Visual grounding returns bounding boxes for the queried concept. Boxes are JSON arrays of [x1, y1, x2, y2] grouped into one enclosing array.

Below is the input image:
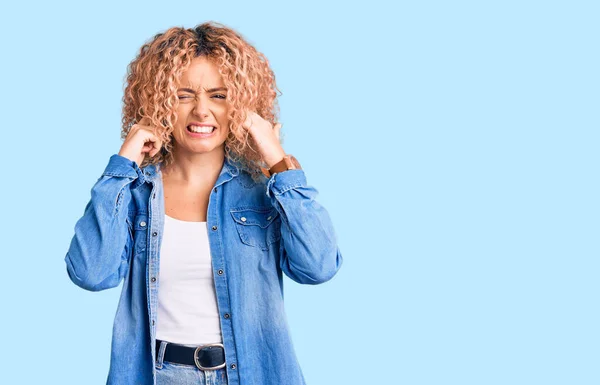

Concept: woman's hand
[[243, 110, 286, 167], [118, 117, 163, 166]]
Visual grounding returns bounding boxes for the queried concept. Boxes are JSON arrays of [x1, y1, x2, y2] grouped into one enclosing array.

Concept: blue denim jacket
[[64, 154, 343, 385]]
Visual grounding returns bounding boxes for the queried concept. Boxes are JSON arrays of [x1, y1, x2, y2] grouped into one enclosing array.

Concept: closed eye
[[177, 95, 226, 100]]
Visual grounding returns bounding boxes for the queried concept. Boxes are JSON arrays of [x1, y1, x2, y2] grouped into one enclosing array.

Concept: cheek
[[174, 108, 191, 128], [217, 113, 230, 129], [219, 121, 231, 136]]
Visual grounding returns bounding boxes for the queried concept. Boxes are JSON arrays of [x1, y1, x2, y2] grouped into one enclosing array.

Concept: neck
[[162, 146, 225, 189]]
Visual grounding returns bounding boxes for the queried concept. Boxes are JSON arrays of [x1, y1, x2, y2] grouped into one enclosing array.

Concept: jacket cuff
[[265, 169, 307, 197], [101, 154, 146, 186]]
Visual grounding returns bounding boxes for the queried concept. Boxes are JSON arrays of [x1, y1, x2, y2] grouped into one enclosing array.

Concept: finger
[[274, 123, 282, 140], [244, 111, 254, 130], [142, 133, 161, 157], [140, 130, 156, 149], [141, 141, 154, 152], [150, 138, 162, 157], [131, 117, 152, 135], [138, 116, 151, 126]]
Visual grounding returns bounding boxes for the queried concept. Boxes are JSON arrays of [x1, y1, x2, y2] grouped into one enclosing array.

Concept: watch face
[[284, 156, 295, 170], [288, 155, 300, 169]]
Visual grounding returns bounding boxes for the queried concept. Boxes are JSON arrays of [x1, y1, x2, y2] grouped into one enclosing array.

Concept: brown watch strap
[[261, 155, 301, 177]]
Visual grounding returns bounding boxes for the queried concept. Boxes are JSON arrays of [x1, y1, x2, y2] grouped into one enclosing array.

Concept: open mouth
[[187, 125, 216, 134]]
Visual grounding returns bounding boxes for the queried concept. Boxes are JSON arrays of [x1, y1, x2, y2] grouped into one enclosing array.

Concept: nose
[[192, 94, 210, 117]]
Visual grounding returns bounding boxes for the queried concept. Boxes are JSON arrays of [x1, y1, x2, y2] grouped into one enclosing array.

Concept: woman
[[64, 21, 343, 385]]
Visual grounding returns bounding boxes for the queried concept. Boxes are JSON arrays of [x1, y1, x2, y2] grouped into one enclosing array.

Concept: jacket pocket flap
[[230, 207, 278, 228]]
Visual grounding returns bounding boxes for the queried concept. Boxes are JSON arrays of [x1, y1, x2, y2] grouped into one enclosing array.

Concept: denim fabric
[[155, 341, 228, 385], [64, 154, 343, 385]]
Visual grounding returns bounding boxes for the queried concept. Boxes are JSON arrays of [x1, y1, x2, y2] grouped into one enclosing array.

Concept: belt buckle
[[194, 343, 226, 370]]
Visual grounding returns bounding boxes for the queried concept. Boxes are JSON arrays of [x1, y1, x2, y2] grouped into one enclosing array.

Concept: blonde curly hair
[[120, 21, 282, 182]]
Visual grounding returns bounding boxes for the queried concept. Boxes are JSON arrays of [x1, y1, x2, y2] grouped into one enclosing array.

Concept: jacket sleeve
[[64, 154, 145, 292], [266, 169, 343, 285]]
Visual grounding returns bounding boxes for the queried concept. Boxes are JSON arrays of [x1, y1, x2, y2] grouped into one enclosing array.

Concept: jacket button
[[212, 226, 218, 231], [152, 231, 158, 236], [240, 217, 246, 222], [151, 277, 156, 283], [230, 363, 237, 370], [224, 313, 230, 319], [152, 320, 155, 325], [267, 216, 272, 220], [140, 221, 146, 227], [218, 269, 224, 275], [153, 193, 156, 199]]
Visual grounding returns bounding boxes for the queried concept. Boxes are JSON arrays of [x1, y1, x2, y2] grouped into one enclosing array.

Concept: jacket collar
[[141, 156, 241, 187]]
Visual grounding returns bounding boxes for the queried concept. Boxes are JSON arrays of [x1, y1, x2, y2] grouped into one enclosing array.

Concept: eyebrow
[[177, 86, 228, 93]]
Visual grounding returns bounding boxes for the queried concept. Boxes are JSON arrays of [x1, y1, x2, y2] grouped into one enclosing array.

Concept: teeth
[[188, 125, 215, 133]]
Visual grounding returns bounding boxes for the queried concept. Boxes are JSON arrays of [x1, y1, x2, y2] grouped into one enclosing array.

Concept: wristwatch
[[261, 154, 301, 178]]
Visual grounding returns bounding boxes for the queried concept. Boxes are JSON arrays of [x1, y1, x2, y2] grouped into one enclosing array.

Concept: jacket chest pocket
[[230, 207, 281, 250], [132, 213, 149, 255]]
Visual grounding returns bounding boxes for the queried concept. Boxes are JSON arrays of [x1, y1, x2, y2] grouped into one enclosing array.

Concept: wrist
[[264, 149, 287, 169], [261, 154, 302, 178]]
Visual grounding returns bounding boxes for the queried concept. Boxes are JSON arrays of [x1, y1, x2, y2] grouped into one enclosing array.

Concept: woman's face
[[171, 56, 230, 156]]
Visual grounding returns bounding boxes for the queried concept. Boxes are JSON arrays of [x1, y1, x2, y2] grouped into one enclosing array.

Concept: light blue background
[[1, 1, 598, 384]]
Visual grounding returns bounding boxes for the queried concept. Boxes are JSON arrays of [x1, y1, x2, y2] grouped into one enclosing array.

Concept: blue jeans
[[155, 340, 229, 385]]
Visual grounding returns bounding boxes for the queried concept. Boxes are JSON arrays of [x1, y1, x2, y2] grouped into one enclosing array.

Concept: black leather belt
[[156, 339, 226, 370]]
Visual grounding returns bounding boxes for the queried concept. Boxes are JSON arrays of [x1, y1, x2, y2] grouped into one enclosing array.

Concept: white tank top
[[156, 214, 223, 346]]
